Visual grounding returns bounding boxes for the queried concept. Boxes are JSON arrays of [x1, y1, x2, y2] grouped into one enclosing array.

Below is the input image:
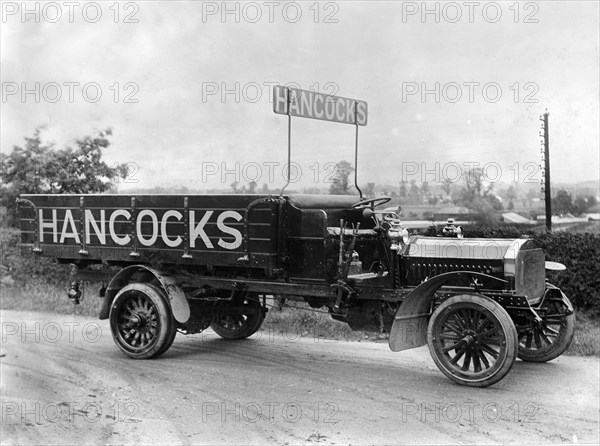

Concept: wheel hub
[[460, 330, 477, 348], [129, 313, 148, 330]]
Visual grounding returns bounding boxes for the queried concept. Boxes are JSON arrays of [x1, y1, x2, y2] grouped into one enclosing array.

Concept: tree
[[460, 167, 492, 203], [459, 167, 503, 216], [408, 179, 421, 204], [552, 189, 573, 215], [364, 182, 375, 198], [399, 182, 407, 198], [506, 185, 517, 203], [1, 128, 126, 226], [441, 178, 453, 197], [329, 160, 354, 195], [573, 195, 598, 215]]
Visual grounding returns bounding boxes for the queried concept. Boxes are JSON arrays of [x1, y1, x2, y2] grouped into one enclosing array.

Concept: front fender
[[389, 271, 508, 352], [99, 265, 190, 323], [541, 282, 574, 314]]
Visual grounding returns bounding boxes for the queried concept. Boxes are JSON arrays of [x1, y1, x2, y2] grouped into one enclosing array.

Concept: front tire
[[427, 294, 518, 387], [109, 283, 177, 359], [518, 295, 575, 362]]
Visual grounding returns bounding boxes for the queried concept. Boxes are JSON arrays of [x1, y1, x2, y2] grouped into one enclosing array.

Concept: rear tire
[[210, 296, 265, 340], [427, 294, 518, 388], [109, 283, 177, 359]]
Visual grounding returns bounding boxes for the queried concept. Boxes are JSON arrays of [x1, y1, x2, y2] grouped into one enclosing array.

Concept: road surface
[[1, 310, 598, 445]]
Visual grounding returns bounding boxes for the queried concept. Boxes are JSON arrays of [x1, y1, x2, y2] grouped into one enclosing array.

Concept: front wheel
[[518, 295, 575, 362], [109, 283, 177, 359], [210, 296, 265, 340], [427, 294, 518, 387]]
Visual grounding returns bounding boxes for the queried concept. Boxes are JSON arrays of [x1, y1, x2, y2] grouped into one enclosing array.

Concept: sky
[[1, 0, 599, 193]]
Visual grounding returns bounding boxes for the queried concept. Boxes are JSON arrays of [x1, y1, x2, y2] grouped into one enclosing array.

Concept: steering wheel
[[352, 196, 391, 208]]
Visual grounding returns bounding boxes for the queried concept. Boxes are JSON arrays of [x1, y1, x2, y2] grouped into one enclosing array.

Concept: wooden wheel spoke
[[478, 327, 500, 339], [539, 331, 553, 345], [439, 333, 461, 341], [444, 321, 463, 335], [479, 343, 499, 359], [475, 316, 492, 333], [477, 348, 491, 368], [442, 342, 461, 353], [472, 351, 483, 373], [449, 346, 466, 364], [450, 314, 467, 331], [461, 309, 472, 329], [461, 351, 472, 371]]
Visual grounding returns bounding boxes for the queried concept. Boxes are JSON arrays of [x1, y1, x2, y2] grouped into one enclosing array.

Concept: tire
[[518, 295, 575, 362], [210, 296, 265, 340], [427, 294, 518, 388], [109, 283, 177, 359]]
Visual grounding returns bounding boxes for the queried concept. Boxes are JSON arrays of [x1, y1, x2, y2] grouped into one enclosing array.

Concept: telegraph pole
[[540, 111, 552, 231]]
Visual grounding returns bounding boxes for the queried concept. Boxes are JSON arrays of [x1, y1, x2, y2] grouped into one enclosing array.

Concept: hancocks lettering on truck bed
[[36, 208, 243, 250]]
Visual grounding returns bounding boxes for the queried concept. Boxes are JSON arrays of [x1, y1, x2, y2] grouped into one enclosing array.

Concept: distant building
[[502, 212, 534, 224]]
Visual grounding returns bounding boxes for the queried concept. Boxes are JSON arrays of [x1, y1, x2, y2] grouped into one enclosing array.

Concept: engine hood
[[402, 236, 540, 261]]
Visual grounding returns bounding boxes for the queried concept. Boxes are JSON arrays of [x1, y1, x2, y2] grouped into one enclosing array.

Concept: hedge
[[465, 226, 600, 317]]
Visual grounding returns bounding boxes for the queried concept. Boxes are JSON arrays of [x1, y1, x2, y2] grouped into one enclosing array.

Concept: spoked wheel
[[427, 294, 518, 387], [518, 295, 575, 362], [109, 283, 177, 359], [210, 295, 265, 340]]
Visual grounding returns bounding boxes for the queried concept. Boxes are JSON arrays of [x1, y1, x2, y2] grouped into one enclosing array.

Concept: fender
[[542, 282, 574, 314], [389, 271, 508, 352], [98, 265, 190, 323]]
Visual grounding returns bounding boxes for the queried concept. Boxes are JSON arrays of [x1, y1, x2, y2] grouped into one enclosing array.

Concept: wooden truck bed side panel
[[19, 194, 277, 268]]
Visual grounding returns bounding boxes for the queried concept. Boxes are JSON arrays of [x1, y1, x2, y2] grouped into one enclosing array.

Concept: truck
[[16, 86, 575, 387]]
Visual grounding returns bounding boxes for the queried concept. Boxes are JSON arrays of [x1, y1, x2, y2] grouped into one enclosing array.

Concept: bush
[[464, 226, 600, 318], [1, 227, 72, 287]]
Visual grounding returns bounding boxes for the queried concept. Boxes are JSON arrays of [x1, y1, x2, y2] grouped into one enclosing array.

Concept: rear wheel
[[427, 294, 518, 387], [518, 295, 575, 362], [109, 283, 177, 359], [210, 295, 265, 340]]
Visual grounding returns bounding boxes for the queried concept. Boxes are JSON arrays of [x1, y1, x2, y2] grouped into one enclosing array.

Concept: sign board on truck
[[273, 85, 368, 126]]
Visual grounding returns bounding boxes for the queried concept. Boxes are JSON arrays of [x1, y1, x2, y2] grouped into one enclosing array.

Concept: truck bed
[[18, 193, 362, 279], [18, 194, 278, 268]]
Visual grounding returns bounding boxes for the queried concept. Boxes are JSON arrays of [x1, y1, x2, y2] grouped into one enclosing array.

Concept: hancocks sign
[[273, 85, 368, 126]]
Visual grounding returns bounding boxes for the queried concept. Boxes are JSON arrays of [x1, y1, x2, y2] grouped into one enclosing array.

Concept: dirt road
[[1, 310, 598, 445]]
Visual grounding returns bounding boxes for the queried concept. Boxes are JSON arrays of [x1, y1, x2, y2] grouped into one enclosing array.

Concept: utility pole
[[540, 111, 552, 231]]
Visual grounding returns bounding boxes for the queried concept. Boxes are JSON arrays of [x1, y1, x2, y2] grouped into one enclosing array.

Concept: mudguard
[[542, 282, 574, 314], [98, 265, 190, 323], [389, 271, 507, 352]]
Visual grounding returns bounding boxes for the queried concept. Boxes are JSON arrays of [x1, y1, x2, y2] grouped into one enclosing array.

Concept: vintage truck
[[17, 192, 575, 387], [16, 86, 575, 387]]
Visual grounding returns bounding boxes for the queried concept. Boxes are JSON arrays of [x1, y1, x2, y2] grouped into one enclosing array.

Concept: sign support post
[[273, 86, 368, 197], [354, 101, 363, 200], [281, 87, 293, 195]]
